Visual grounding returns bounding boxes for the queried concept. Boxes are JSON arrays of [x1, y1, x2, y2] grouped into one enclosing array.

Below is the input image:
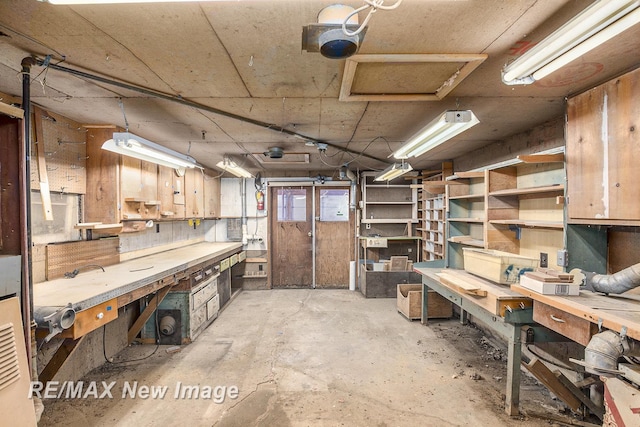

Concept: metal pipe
[[585, 262, 640, 294], [584, 330, 640, 376], [20, 56, 36, 374], [241, 178, 248, 245], [33, 58, 387, 164]]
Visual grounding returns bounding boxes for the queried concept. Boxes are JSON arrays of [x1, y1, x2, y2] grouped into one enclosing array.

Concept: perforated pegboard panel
[[30, 109, 87, 194], [46, 238, 120, 280]]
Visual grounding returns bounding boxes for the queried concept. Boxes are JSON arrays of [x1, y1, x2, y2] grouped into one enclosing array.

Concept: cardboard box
[[397, 284, 453, 320], [519, 274, 580, 296], [463, 248, 538, 284]]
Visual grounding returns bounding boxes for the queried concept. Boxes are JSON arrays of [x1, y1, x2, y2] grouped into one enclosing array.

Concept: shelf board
[[241, 274, 268, 279], [488, 184, 564, 197], [361, 219, 419, 224], [448, 193, 485, 200], [365, 184, 411, 188], [447, 172, 484, 180], [245, 257, 267, 263], [517, 153, 564, 163], [489, 219, 563, 229], [447, 217, 484, 223], [366, 201, 415, 205], [447, 236, 485, 247]]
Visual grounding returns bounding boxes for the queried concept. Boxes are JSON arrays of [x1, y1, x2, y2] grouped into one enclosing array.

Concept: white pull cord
[[342, 0, 403, 37]]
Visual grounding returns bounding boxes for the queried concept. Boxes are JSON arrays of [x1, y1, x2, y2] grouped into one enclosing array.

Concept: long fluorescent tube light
[[102, 132, 198, 170], [502, 0, 640, 85], [393, 110, 479, 160], [374, 162, 413, 182], [216, 156, 254, 178], [42, 0, 231, 4]]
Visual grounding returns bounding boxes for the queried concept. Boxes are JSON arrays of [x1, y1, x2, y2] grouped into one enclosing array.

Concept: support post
[[505, 323, 522, 416]]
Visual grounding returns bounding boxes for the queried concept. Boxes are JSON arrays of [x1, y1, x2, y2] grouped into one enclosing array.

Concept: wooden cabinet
[[203, 171, 221, 219], [185, 167, 204, 218], [157, 165, 185, 220], [567, 67, 640, 224], [120, 156, 159, 220]]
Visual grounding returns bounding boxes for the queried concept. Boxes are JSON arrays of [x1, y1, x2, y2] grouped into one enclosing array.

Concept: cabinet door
[[203, 171, 221, 219], [85, 128, 120, 224], [157, 165, 186, 219], [567, 68, 640, 221], [120, 157, 159, 220], [185, 168, 204, 218]]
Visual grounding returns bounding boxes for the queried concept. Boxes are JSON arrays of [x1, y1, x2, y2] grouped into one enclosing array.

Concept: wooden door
[[203, 171, 221, 219], [270, 187, 313, 288], [157, 165, 185, 219], [185, 167, 204, 218], [315, 186, 353, 288]]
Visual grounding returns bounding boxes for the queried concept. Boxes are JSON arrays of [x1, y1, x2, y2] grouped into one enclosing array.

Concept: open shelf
[[448, 193, 485, 200], [448, 217, 484, 223], [489, 184, 564, 197], [447, 237, 485, 247], [489, 219, 563, 229]]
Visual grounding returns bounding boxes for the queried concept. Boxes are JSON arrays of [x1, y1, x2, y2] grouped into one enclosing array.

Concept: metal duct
[[584, 330, 640, 376], [584, 262, 640, 294], [33, 304, 76, 343]]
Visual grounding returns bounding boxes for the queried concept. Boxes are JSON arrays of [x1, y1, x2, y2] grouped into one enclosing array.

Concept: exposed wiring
[[64, 264, 105, 279], [118, 98, 129, 132], [342, 0, 403, 37], [103, 292, 160, 364], [318, 150, 345, 168]]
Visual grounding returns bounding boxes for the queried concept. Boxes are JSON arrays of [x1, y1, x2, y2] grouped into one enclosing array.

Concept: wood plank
[[33, 106, 53, 221], [46, 238, 120, 280], [117, 275, 175, 308], [127, 285, 171, 343], [555, 371, 603, 419], [449, 171, 484, 179], [39, 336, 87, 383], [60, 298, 118, 339], [438, 273, 487, 297], [517, 153, 565, 163], [85, 127, 120, 224], [523, 358, 581, 412]]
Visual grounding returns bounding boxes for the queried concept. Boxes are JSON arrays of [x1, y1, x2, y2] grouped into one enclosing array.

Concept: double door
[[269, 184, 354, 288]]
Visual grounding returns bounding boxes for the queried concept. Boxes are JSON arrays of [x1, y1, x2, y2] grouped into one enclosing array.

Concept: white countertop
[[34, 241, 242, 310]]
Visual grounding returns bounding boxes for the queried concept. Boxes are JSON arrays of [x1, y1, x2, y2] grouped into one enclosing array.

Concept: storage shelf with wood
[[418, 164, 451, 261], [360, 171, 418, 237], [486, 159, 565, 259], [446, 171, 486, 268]]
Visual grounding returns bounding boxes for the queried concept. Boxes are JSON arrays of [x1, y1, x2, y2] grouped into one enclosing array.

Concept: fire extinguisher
[[256, 189, 264, 211]]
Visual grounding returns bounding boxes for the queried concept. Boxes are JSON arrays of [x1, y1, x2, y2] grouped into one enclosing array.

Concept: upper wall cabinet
[[85, 128, 219, 223], [567, 67, 640, 224], [203, 171, 221, 219], [185, 167, 204, 219]]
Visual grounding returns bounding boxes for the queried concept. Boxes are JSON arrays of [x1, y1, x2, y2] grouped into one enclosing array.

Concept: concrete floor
[[39, 290, 561, 426]]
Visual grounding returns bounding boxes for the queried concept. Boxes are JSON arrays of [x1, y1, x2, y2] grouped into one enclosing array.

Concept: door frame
[[268, 180, 355, 288]]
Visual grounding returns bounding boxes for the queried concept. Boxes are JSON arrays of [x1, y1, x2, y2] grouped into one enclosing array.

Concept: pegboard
[[46, 238, 120, 280], [30, 108, 87, 195]]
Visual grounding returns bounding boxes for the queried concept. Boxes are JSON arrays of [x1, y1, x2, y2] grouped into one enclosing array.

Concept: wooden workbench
[[414, 263, 534, 417], [34, 241, 242, 311], [511, 284, 640, 342]]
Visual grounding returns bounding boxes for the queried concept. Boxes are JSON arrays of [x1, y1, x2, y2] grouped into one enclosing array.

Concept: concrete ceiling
[[0, 0, 638, 177]]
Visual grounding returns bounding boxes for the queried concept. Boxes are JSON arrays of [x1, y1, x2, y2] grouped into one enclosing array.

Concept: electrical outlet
[[539, 252, 548, 268], [557, 249, 569, 267], [365, 223, 371, 230]]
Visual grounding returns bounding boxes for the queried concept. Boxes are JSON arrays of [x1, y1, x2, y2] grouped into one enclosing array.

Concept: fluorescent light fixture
[[393, 110, 479, 160], [216, 156, 254, 178], [374, 162, 413, 182], [502, 0, 640, 85], [102, 132, 198, 170], [42, 0, 230, 4]]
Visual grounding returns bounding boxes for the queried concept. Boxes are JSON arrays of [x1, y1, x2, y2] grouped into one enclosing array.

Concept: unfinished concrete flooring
[[40, 290, 560, 426]]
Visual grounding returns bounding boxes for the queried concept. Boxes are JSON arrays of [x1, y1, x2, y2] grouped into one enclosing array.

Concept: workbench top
[[511, 284, 640, 341], [34, 241, 242, 311]]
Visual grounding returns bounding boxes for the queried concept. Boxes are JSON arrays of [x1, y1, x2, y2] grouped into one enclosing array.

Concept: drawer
[[61, 298, 118, 339], [220, 258, 230, 272], [238, 251, 246, 262], [203, 264, 218, 279], [206, 294, 220, 320], [230, 254, 238, 266], [191, 304, 207, 334], [192, 279, 218, 308], [533, 301, 599, 346]]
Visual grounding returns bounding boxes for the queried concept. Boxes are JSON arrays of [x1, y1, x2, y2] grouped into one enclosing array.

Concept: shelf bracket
[[508, 225, 521, 240]]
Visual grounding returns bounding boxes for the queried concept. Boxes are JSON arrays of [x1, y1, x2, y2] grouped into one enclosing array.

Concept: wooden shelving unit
[[360, 171, 418, 237], [445, 156, 566, 269], [418, 162, 451, 261]]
